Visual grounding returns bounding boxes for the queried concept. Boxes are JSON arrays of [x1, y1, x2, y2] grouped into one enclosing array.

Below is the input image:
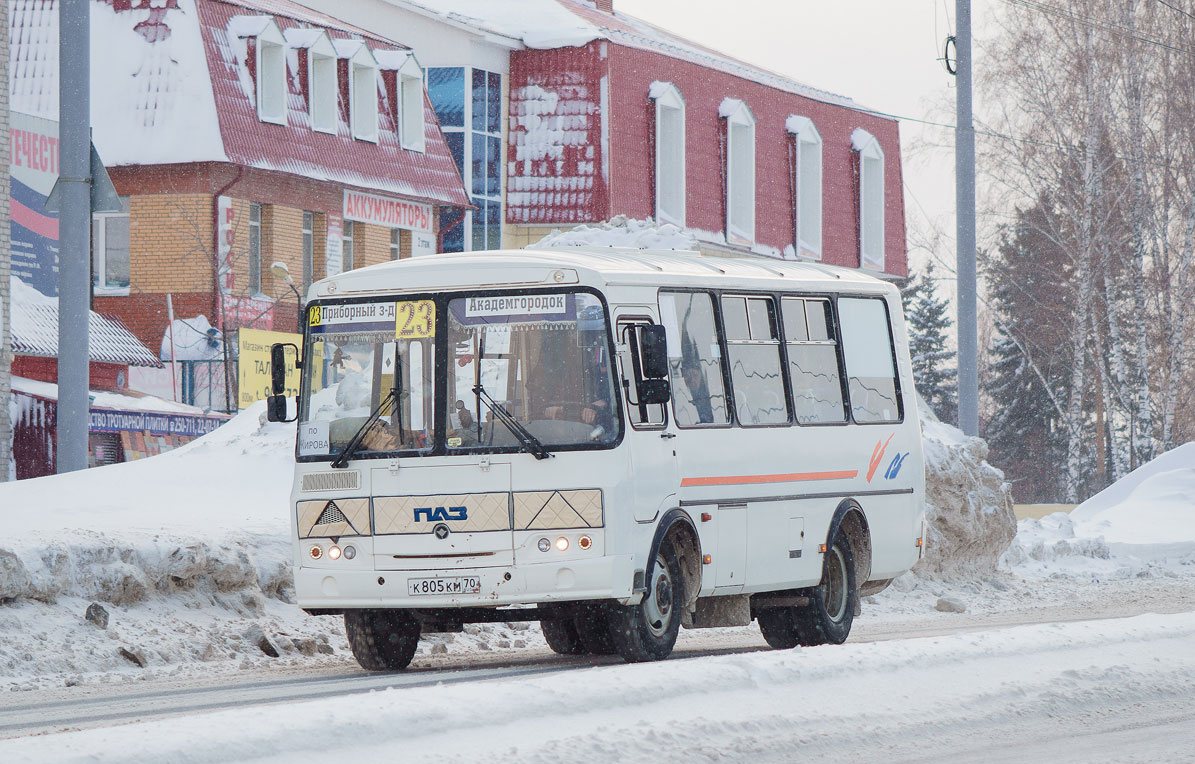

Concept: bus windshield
[[298, 300, 436, 459], [446, 291, 621, 452]]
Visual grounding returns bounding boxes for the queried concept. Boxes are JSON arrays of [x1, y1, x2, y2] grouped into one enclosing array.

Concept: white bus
[[266, 248, 926, 669]]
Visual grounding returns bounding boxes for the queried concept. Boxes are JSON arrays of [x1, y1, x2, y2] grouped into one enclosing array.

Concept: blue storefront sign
[[88, 409, 227, 438]]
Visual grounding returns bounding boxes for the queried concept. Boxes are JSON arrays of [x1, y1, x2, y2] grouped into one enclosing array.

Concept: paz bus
[[265, 247, 926, 669]]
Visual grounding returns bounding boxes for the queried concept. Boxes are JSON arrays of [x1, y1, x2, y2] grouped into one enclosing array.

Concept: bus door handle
[[660, 432, 676, 440]]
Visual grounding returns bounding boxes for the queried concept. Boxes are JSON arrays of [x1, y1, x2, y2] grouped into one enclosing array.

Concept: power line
[[998, 0, 1194, 55], [1153, 0, 1195, 22]]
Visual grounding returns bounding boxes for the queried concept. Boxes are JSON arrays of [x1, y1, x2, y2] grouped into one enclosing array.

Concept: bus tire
[[574, 603, 618, 655], [757, 607, 802, 650], [793, 534, 857, 646], [608, 539, 683, 662], [540, 617, 588, 655], [344, 609, 421, 671]]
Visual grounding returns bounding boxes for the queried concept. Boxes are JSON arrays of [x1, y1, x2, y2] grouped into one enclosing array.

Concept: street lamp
[[270, 261, 304, 331]]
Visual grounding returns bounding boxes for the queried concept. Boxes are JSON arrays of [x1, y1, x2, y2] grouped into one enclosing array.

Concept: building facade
[[9, 0, 470, 408]]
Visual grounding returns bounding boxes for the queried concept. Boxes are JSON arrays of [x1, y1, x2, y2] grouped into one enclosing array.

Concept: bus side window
[[837, 297, 902, 423], [782, 297, 847, 424], [658, 291, 731, 427], [618, 320, 666, 428], [722, 295, 789, 426]]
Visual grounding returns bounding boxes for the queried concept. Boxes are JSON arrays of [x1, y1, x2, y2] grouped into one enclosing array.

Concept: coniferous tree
[[900, 261, 957, 425]]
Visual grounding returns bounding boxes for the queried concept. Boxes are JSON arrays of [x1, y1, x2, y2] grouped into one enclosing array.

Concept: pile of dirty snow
[[915, 398, 1017, 579]]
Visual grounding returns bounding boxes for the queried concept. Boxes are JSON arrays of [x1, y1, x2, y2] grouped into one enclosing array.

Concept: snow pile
[[1004, 442, 1195, 577], [160, 315, 224, 362], [530, 216, 698, 251], [916, 398, 1017, 579]]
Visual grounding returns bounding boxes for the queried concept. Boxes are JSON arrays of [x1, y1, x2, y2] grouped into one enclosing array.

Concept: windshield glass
[[445, 292, 621, 451], [298, 299, 436, 459]]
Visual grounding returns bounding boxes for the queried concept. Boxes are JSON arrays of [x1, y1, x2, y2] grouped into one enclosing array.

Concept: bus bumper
[[295, 553, 636, 610]]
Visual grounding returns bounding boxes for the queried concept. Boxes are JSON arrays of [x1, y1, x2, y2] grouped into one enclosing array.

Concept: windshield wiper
[[472, 384, 552, 460], [330, 386, 399, 469]]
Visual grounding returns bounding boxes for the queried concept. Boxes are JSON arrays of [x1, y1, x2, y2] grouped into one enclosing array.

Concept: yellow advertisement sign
[[238, 328, 302, 410]]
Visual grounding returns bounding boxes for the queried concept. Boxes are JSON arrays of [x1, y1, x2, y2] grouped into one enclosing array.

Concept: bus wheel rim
[[824, 546, 848, 623], [644, 553, 673, 637]]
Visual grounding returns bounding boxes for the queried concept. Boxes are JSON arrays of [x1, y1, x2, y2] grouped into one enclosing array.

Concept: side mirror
[[638, 378, 671, 405], [270, 343, 300, 396], [637, 325, 669, 380], [265, 394, 296, 423]]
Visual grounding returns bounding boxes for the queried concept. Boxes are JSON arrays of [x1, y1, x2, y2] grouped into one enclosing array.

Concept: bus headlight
[[309, 545, 322, 560], [328, 545, 342, 560], [555, 536, 569, 552], [343, 545, 356, 560], [578, 535, 593, 551], [538, 538, 551, 553]]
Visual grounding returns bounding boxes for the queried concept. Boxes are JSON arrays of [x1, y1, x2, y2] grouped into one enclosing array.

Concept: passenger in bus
[[680, 361, 715, 424]]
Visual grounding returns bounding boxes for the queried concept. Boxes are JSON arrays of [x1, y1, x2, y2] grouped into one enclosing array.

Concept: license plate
[[407, 576, 482, 596]]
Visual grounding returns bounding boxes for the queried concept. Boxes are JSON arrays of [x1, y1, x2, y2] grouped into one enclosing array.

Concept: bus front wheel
[[759, 534, 857, 648], [608, 539, 683, 662], [344, 609, 421, 671]]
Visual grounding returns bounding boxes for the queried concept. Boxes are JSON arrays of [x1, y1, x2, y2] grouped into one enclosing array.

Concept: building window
[[351, 62, 379, 142], [427, 67, 465, 128], [782, 297, 846, 424], [838, 297, 901, 423], [390, 227, 401, 260], [398, 54, 426, 152], [342, 221, 355, 271], [248, 203, 262, 294], [722, 295, 788, 425], [650, 82, 686, 227], [852, 128, 885, 270], [787, 115, 823, 259], [92, 197, 130, 292], [720, 98, 755, 246], [439, 206, 466, 253], [302, 211, 314, 292], [246, 20, 286, 126], [310, 49, 337, 134]]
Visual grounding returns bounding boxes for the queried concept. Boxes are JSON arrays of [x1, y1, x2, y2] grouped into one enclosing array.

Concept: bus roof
[[311, 247, 898, 300]]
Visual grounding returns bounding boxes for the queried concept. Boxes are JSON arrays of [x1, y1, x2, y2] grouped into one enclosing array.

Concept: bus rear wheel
[[759, 535, 857, 648], [608, 540, 683, 662], [540, 617, 588, 655], [344, 609, 421, 671]]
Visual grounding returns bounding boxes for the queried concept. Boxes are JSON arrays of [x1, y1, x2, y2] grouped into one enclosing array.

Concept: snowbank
[[529, 215, 698, 251], [1004, 442, 1195, 575], [915, 398, 1017, 579]]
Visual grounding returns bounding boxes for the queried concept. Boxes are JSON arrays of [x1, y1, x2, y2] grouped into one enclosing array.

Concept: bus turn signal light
[[701, 512, 712, 522], [818, 543, 828, 554], [578, 535, 593, 550], [702, 554, 712, 565], [916, 537, 924, 548], [309, 545, 322, 560]]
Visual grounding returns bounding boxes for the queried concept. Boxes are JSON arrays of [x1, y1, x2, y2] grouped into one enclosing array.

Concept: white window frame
[[786, 115, 823, 260], [254, 25, 287, 125], [720, 98, 756, 246], [92, 196, 131, 295], [342, 221, 355, 271], [390, 227, 401, 260], [285, 29, 337, 134], [336, 40, 379, 143], [398, 54, 426, 152], [852, 128, 885, 271], [650, 82, 686, 227], [248, 202, 263, 295]]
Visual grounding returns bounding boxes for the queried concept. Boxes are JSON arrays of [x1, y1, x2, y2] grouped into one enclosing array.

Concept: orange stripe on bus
[[680, 470, 859, 487]]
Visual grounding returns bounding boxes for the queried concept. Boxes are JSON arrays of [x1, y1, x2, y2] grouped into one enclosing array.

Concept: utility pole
[[57, 0, 91, 473], [955, 0, 979, 437], [0, 0, 12, 480]]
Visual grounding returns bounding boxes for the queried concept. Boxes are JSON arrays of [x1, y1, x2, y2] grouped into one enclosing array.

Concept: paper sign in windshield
[[298, 420, 331, 455]]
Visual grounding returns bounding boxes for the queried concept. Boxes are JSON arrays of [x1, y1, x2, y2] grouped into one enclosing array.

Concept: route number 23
[[395, 300, 435, 339]]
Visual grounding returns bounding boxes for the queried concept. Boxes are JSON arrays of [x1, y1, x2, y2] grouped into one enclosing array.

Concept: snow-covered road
[[3, 605, 1195, 763]]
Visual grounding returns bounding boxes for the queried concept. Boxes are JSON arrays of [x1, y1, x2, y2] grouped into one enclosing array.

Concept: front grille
[[301, 471, 360, 492], [316, 503, 347, 526]]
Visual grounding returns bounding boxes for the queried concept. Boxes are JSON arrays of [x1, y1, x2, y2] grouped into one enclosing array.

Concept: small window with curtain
[[658, 291, 729, 427], [783, 297, 846, 424], [838, 297, 901, 423], [722, 295, 788, 426]]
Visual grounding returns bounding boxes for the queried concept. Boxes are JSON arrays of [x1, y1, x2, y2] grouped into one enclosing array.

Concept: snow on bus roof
[[314, 248, 893, 300]]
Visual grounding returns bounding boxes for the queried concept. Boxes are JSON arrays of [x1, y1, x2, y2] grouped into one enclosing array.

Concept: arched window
[[851, 128, 885, 270], [720, 98, 755, 245], [335, 40, 379, 143], [786, 115, 822, 259], [649, 81, 686, 227]]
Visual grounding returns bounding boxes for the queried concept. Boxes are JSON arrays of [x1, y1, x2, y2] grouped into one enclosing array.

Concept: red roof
[[197, 0, 468, 207]]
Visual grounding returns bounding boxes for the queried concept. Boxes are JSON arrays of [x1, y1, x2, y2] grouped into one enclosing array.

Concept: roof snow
[[851, 127, 879, 152], [529, 216, 698, 251], [9, 277, 162, 368], [402, 0, 602, 48]]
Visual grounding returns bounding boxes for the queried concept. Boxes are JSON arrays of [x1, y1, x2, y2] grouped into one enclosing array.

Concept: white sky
[[616, 0, 998, 281]]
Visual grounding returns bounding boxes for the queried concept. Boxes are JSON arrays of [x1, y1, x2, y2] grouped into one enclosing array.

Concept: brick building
[[8, 0, 470, 407]]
